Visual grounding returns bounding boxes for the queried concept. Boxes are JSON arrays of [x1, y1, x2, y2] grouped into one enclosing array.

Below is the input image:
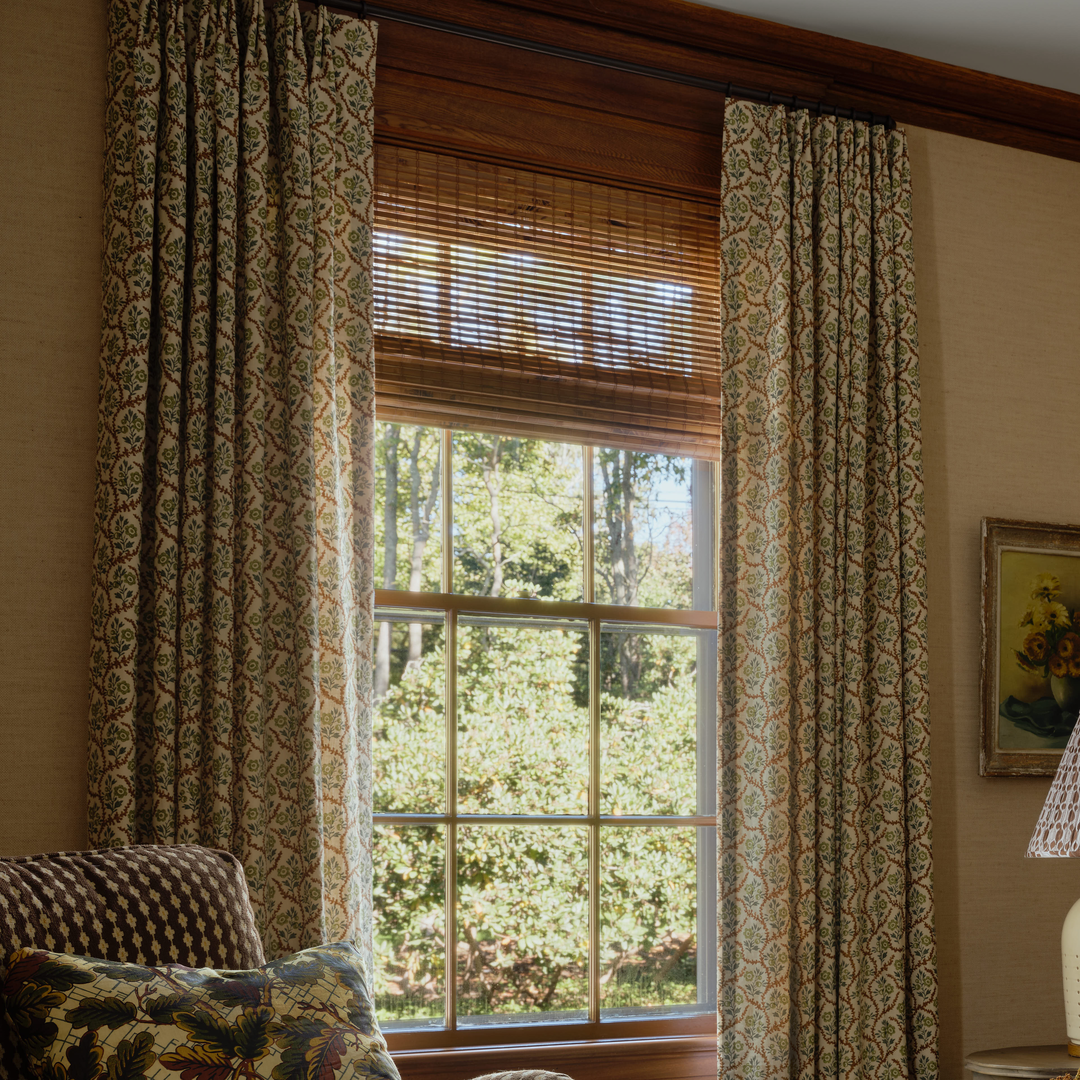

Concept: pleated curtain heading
[[89, 0, 378, 963], [717, 100, 938, 1080]]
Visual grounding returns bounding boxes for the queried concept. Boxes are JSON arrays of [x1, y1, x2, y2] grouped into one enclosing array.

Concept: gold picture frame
[[981, 517, 1080, 776]]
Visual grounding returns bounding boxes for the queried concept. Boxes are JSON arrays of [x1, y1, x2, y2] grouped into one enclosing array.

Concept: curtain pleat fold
[[90, 0, 377, 963], [718, 100, 937, 1080]]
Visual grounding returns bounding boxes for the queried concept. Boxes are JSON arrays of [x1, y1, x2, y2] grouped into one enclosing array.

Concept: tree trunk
[[618, 451, 639, 609], [482, 436, 505, 598], [407, 430, 441, 663], [375, 425, 401, 700], [599, 450, 641, 696]]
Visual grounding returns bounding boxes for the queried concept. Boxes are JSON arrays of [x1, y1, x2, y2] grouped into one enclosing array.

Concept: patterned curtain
[[717, 100, 938, 1080], [88, 0, 377, 964]]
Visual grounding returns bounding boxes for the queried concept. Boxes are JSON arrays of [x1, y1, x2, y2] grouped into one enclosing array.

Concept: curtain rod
[[310, 0, 896, 130]]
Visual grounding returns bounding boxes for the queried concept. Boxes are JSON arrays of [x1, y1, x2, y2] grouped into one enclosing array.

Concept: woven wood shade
[[374, 145, 723, 457]]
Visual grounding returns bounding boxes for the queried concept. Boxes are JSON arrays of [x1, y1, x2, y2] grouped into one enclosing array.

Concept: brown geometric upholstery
[[0, 844, 265, 1079], [0, 845, 572, 1080]]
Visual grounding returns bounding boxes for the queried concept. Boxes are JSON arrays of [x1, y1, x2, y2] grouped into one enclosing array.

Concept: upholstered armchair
[[0, 846, 572, 1080]]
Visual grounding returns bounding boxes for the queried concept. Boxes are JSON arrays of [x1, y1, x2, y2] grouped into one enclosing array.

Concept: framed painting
[[981, 517, 1080, 776]]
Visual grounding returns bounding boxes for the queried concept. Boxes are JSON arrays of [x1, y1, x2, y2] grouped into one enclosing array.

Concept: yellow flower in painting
[[1016, 650, 1041, 673], [1024, 631, 1050, 664], [1025, 599, 1052, 631], [1068, 657, 1080, 678], [1059, 632, 1080, 660], [1029, 600, 1073, 630], [1031, 573, 1062, 600], [1050, 602, 1072, 629], [1051, 655, 1069, 677]]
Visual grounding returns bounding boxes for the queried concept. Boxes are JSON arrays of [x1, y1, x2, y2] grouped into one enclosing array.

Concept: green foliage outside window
[[373, 423, 709, 1023]]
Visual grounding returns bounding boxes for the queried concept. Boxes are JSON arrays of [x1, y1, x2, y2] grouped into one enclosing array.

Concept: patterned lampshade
[[1028, 718, 1080, 857]]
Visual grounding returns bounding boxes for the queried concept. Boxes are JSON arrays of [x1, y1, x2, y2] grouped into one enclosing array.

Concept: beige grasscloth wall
[[3, 0, 1080, 1073], [910, 125, 1080, 1077], [0, 0, 104, 855]]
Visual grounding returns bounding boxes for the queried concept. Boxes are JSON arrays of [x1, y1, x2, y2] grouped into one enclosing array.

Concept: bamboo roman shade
[[374, 145, 723, 456]]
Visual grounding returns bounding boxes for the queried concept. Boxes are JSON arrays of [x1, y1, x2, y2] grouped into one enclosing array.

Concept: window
[[370, 145, 721, 1050], [372, 427, 717, 1041]]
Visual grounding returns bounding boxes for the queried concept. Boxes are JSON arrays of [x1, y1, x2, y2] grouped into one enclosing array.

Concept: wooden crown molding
[[372, 0, 1080, 163]]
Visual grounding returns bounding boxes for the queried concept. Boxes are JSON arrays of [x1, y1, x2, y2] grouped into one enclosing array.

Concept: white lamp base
[[1063, 895, 1080, 1052]]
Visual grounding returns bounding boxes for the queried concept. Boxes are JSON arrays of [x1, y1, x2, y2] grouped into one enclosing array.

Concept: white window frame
[[373, 428, 718, 1048]]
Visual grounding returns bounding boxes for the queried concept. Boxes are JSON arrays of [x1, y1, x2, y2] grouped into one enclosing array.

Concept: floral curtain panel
[[718, 101, 938, 1080], [89, 0, 377, 962]]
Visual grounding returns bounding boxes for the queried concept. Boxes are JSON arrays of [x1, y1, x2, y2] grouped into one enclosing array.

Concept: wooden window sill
[[390, 1033, 717, 1080]]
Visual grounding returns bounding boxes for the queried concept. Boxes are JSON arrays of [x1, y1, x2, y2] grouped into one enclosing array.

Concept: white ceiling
[[680, 0, 1080, 96]]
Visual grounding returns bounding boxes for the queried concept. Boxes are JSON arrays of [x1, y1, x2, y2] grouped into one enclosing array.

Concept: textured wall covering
[[909, 126, 1080, 1080], [4, 0, 1080, 1071], [0, 0, 105, 855]]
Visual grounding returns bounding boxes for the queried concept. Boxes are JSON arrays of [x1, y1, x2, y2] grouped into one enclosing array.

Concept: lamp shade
[[1028, 716, 1080, 857], [1026, 712, 1080, 1053]]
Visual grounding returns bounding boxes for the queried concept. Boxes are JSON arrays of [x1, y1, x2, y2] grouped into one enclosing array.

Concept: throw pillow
[[0, 940, 401, 1080]]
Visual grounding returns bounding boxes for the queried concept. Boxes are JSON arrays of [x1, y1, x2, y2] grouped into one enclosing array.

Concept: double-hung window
[[371, 146, 721, 1047]]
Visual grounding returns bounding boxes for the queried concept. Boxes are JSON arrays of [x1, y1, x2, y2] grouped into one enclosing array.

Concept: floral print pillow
[[0, 941, 401, 1079]]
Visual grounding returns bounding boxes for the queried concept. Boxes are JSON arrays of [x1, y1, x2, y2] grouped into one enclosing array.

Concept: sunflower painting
[[982, 518, 1080, 775]]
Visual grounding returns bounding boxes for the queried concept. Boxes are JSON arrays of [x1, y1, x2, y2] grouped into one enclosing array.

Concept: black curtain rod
[[312, 0, 896, 130]]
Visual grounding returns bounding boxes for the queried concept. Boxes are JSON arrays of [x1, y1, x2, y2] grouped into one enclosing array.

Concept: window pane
[[593, 448, 692, 610], [374, 230, 441, 342], [449, 244, 586, 363], [457, 825, 588, 1024], [374, 613, 444, 814], [600, 826, 710, 1016], [591, 275, 695, 373], [374, 824, 446, 1030], [453, 433, 583, 601], [376, 421, 443, 595], [600, 624, 699, 816], [458, 616, 588, 815]]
